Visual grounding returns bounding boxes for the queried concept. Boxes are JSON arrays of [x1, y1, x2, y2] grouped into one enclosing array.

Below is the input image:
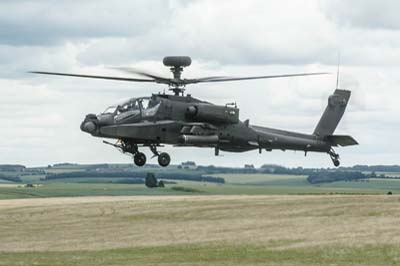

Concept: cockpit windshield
[[102, 97, 161, 121], [117, 99, 139, 114], [102, 98, 138, 114], [102, 106, 117, 114], [140, 97, 161, 117]]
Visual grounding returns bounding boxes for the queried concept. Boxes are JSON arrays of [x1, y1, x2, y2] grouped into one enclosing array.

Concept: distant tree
[[145, 173, 158, 188], [158, 180, 165, 187]]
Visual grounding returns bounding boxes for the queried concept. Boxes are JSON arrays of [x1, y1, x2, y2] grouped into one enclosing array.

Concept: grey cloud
[[1, 0, 400, 167], [321, 0, 400, 30], [76, 0, 339, 66], [0, 0, 171, 45], [2, 0, 399, 82], [75, 0, 400, 67]]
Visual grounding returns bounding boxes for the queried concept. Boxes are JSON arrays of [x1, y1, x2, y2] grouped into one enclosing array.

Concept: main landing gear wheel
[[158, 152, 171, 167], [134, 152, 146, 166], [329, 148, 340, 167]]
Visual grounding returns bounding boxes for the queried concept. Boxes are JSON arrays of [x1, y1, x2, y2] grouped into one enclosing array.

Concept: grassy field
[[2, 162, 400, 199], [212, 173, 308, 184], [1, 172, 399, 199], [0, 195, 399, 265], [0, 179, 388, 200]]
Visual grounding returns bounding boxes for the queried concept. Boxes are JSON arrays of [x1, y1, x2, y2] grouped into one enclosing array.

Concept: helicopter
[[31, 56, 358, 167]]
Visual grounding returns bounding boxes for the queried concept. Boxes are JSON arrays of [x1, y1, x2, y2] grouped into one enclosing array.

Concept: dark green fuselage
[[81, 93, 338, 155]]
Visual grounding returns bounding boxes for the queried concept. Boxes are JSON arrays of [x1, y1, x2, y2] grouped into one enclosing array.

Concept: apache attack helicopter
[[31, 56, 358, 167]]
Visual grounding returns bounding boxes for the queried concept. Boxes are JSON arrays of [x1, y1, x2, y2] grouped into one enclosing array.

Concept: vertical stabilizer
[[313, 89, 351, 137]]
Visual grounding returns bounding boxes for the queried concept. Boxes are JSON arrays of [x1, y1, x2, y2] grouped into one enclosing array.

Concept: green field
[[1, 243, 398, 266], [1, 172, 399, 200], [0, 195, 399, 266]]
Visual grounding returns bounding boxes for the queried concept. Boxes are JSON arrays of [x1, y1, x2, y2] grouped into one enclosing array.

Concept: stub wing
[[325, 135, 358, 147]]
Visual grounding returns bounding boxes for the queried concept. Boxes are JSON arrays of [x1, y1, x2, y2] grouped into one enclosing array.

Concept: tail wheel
[[329, 148, 340, 167], [333, 159, 340, 167], [158, 152, 171, 167], [134, 152, 146, 166]]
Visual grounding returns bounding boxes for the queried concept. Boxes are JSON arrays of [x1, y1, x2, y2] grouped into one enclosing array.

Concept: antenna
[[336, 53, 341, 90]]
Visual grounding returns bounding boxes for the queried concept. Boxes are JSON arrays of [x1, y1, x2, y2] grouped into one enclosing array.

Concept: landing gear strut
[[103, 140, 147, 167], [150, 144, 171, 167], [329, 148, 340, 167], [103, 140, 171, 167], [116, 140, 148, 166]]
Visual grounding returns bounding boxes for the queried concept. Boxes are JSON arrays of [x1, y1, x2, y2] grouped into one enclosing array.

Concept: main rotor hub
[[163, 56, 192, 96]]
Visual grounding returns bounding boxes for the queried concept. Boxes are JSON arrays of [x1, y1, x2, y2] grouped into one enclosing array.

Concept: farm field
[[0, 195, 399, 266], [1, 172, 399, 199], [0, 178, 390, 200]]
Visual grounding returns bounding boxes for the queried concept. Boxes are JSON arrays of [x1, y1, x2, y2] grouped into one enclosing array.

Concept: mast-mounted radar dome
[[163, 56, 192, 67]]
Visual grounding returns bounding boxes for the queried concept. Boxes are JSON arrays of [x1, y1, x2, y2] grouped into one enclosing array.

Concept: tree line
[[0, 174, 22, 183], [307, 171, 367, 184], [45, 171, 225, 184]]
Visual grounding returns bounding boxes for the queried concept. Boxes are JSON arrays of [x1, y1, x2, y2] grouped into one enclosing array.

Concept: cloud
[[0, 0, 172, 45], [76, 0, 338, 66], [321, 0, 400, 30], [0, 0, 399, 167], [2, 0, 399, 82]]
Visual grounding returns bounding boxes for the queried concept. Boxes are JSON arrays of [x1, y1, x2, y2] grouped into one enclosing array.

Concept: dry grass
[[1, 195, 400, 254], [0, 184, 19, 188]]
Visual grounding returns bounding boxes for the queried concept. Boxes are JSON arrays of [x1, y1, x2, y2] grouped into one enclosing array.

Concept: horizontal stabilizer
[[325, 135, 358, 147]]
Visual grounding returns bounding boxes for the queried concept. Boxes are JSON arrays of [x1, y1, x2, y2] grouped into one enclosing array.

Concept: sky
[[1, 0, 399, 168]]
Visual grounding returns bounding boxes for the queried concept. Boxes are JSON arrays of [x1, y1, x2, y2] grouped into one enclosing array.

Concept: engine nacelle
[[185, 104, 239, 124]]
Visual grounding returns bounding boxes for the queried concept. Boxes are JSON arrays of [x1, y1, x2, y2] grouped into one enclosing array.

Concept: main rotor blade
[[113, 67, 171, 84], [192, 72, 329, 83], [183, 76, 231, 85], [29, 71, 156, 83]]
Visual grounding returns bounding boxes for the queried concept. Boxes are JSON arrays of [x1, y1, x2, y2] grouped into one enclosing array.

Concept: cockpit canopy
[[102, 106, 117, 114], [103, 97, 160, 114], [102, 97, 161, 123]]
